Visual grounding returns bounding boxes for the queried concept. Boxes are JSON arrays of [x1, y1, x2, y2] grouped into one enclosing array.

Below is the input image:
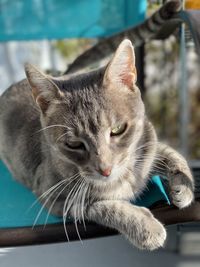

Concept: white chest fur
[[96, 179, 135, 201]]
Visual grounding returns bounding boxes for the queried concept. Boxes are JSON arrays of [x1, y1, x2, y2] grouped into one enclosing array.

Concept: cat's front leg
[[85, 200, 166, 250], [156, 143, 194, 209]]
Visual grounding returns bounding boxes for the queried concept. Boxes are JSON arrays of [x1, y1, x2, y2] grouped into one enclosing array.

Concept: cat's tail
[[64, 0, 181, 74]]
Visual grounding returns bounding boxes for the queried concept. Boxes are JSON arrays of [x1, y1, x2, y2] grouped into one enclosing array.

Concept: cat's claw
[[170, 184, 194, 209]]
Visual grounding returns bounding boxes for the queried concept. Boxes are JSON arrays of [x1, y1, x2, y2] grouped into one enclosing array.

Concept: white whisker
[[63, 178, 82, 241], [36, 124, 69, 134], [73, 179, 85, 243], [80, 181, 89, 231], [135, 141, 157, 153], [43, 173, 80, 228], [32, 181, 68, 229], [56, 132, 68, 143], [30, 173, 79, 228], [27, 178, 69, 213]]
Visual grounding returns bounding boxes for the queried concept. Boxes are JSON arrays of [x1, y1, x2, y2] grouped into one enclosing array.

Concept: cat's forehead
[[54, 68, 104, 92], [52, 69, 143, 130]]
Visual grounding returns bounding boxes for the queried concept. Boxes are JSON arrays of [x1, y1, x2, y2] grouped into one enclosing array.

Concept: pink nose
[[99, 168, 112, 177]]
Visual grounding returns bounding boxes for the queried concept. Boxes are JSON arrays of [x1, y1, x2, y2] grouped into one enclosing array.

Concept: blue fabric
[[0, 160, 170, 229], [0, 161, 62, 228], [0, 0, 146, 41], [134, 176, 170, 207]]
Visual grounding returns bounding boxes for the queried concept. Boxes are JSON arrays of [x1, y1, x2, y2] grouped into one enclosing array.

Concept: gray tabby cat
[[0, 40, 194, 250]]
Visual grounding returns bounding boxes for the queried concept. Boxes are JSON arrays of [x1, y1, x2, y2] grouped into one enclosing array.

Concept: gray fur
[[0, 40, 194, 250]]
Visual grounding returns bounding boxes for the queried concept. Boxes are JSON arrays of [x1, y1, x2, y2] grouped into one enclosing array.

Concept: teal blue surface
[[134, 175, 170, 207], [0, 161, 62, 228], [0, 160, 170, 229], [0, 0, 146, 41]]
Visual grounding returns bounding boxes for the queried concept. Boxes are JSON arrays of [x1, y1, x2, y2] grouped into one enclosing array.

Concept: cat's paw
[[137, 215, 166, 250], [169, 173, 194, 209], [127, 208, 167, 250], [170, 184, 194, 209]]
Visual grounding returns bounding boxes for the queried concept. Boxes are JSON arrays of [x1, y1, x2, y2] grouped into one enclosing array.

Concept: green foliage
[[55, 39, 95, 59]]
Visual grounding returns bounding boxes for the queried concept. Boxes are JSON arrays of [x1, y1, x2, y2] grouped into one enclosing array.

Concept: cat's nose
[[99, 167, 112, 177]]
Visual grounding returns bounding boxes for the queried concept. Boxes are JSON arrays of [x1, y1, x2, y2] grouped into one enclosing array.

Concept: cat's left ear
[[104, 39, 137, 89], [25, 63, 64, 113]]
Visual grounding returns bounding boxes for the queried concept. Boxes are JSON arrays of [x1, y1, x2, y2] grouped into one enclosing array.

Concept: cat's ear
[[24, 63, 63, 113], [104, 39, 137, 89]]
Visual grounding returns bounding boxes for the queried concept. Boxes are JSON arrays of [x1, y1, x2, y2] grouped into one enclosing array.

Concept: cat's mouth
[[85, 175, 118, 186], [82, 167, 125, 184]]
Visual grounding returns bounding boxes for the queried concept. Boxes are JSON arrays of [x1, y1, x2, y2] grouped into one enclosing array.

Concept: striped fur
[[64, 0, 181, 74]]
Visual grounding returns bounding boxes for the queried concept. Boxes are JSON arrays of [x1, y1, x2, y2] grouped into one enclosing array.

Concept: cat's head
[[25, 39, 145, 184]]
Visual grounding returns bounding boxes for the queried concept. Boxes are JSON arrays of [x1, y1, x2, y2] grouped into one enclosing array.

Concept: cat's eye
[[64, 141, 86, 150], [110, 123, 127, 137]]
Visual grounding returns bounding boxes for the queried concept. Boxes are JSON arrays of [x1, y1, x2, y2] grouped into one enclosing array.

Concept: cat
[[64, 0, 181, 74], [0, 39, 194, 250]]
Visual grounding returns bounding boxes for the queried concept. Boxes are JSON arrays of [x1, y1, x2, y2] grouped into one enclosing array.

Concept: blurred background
[[1, 0, 200, 266]]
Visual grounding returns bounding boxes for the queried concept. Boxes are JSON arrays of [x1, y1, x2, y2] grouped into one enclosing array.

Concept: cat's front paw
[[170, 184, 194, 209], [169, 173, 194, 209], [127, 208, 167, 250]]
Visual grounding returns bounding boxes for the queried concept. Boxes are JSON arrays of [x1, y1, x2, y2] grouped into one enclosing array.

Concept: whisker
[[135, 155, 170, 168], [43, 174, 80, 228], [32, 180, 69, 229], [63, 178, 83, 241], [76, 179, 85, 224], [30, 173, 79, 228], [56, 132, 68, 143], [36, 124, 69, 134], [135, 157, 168, 165], [80, 181, 89, 231], [27, 178, 69, 212], [73, 179, 85, 244], [77, 177, 88, 230], [135, 141, 157, 153]]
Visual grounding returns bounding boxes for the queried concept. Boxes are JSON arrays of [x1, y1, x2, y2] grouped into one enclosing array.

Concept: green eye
[[111, 123, 127, 136]]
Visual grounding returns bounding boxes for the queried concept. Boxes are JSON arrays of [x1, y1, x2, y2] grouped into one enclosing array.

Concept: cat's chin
[[85, 173, 120, 186]]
